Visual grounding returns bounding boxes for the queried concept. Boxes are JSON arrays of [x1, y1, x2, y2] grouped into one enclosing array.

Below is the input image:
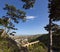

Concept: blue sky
[[0, 0, 53, 35]]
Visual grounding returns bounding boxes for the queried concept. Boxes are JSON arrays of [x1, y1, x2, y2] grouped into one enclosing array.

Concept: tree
[[0, 17, 10, 37], [0, 4, 26, 37], [0, 0, 36, 37], [47, 0, 60, 52], [44, 23, 60, 35], [21, 0, 35, 9]]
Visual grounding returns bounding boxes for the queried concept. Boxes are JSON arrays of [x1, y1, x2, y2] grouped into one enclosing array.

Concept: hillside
[[28, 42, 47, 52], [0, 31, 60, 52], [0, 37, 20, 52], [29, 34, 60, 52], [0, 35, 29, 52]]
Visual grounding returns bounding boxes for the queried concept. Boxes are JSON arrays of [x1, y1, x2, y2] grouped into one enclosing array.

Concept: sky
[[0, 0, 59, 35]]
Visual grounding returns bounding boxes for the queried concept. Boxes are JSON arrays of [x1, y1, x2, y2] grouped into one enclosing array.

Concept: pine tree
[[47, 0, 60, 52], [0, 0, 36, 37]]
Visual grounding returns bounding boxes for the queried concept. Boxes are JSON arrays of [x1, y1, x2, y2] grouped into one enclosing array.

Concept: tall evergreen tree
[[0, 0, 36, 37], [47, 0, 60, 52]]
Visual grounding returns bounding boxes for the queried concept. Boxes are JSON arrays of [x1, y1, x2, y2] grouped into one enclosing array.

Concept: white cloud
[[26, 16, 36, 20]]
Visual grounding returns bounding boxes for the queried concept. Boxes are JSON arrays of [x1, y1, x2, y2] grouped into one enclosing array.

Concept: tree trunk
[[1, 27, 6, 37], [7, 18, 11, 33], [48, 18, 53, 52], [1, 18, 10, 37]]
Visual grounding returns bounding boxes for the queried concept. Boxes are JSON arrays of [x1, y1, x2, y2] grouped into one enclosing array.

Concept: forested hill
[[29, 34, 60, 52]]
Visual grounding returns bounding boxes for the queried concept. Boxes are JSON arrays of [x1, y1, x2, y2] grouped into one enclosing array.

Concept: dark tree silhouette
[[45, 23, 60, 35], [21, 0, 35, 9], [47, 0, 60, 52]]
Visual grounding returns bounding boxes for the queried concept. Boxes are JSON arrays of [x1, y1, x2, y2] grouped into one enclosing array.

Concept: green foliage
[[28, 42, 47, 52], [0, 17, 9, 27], [44, 23, 60, 35], [4, 4, 26, 23], [0, 0, 36, 37], [0, 4, 26, 36], [48, 0, 60, 21], [21, 0, 35, 9], [37, 34, 60, 52], [0, 36, 20, 52], [29, 34, 60, 52], [28, 37, 38, 42]]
